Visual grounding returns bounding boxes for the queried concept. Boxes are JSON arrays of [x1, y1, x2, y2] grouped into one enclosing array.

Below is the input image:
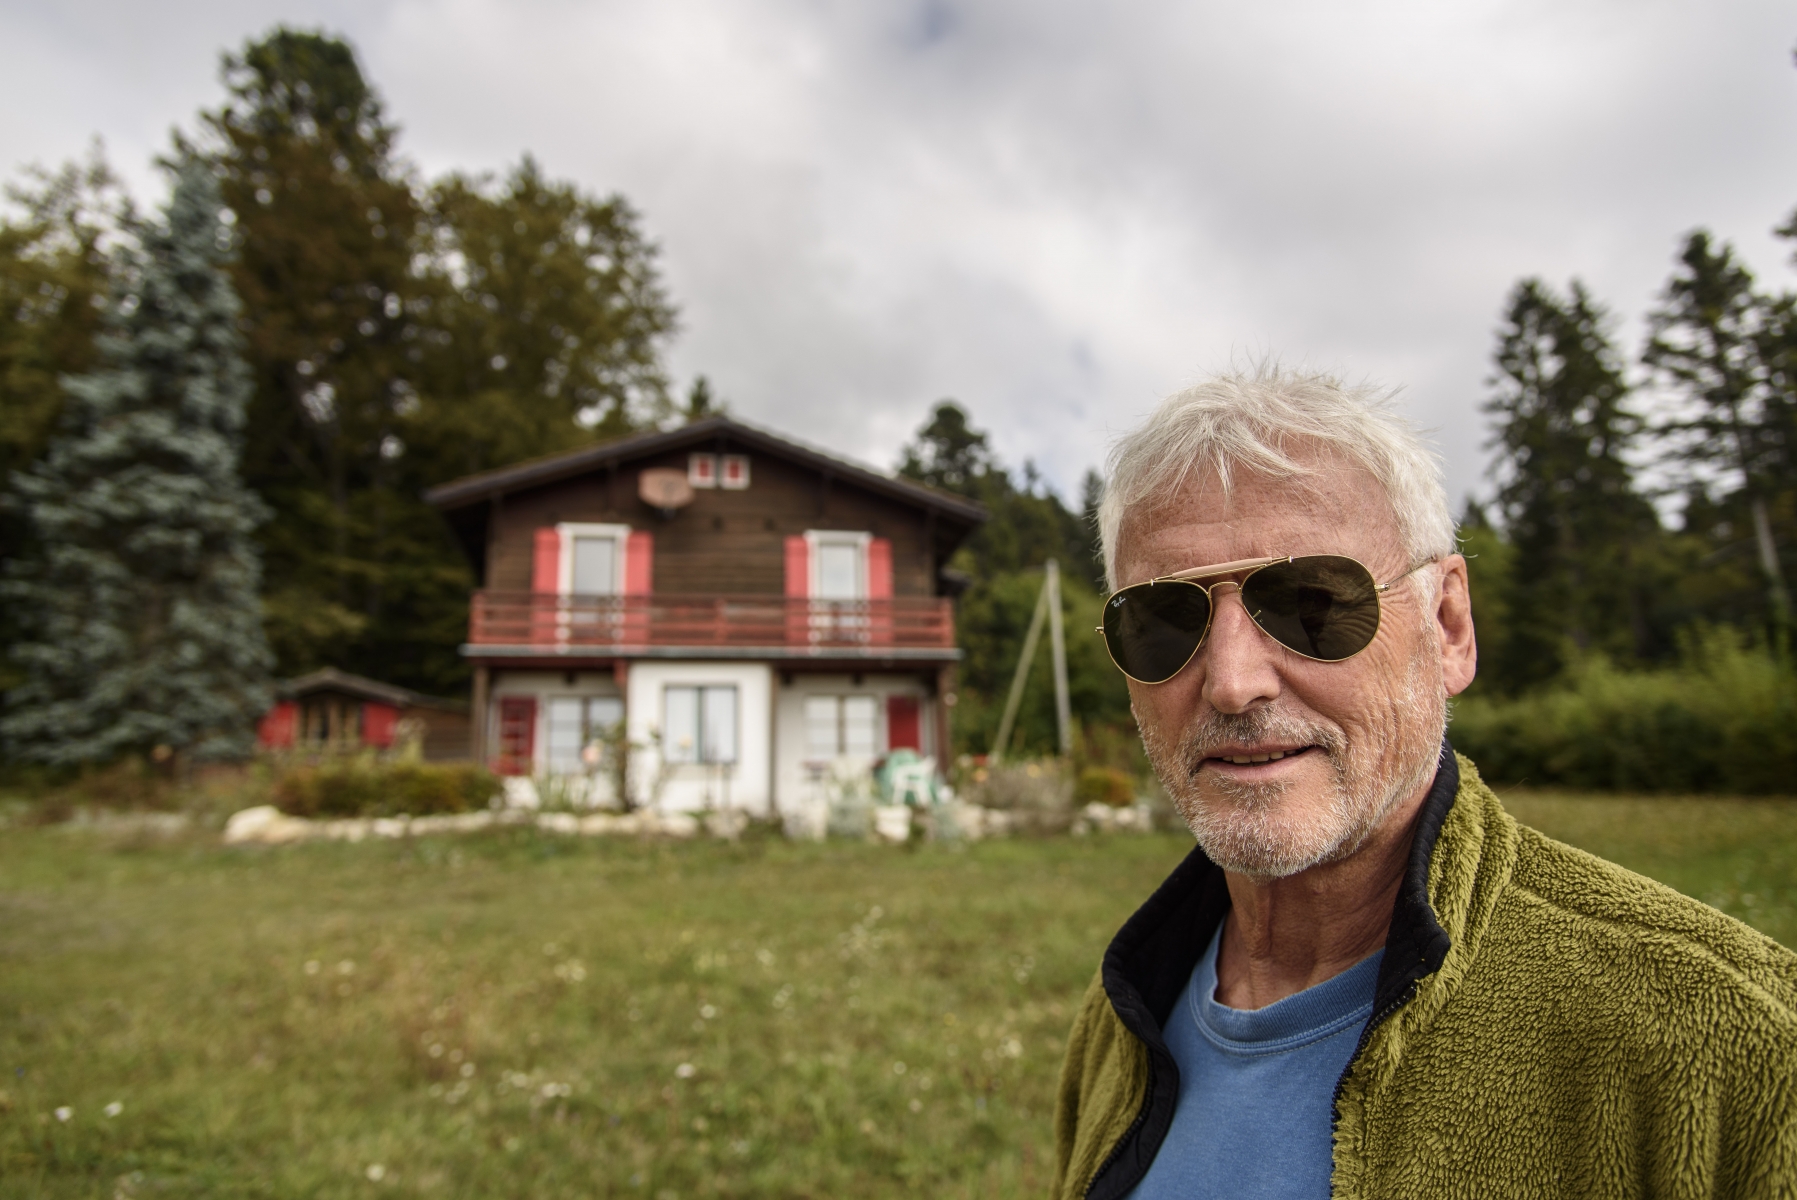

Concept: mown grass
[[0, 828, 1189, 1199], [2, 789, 1793, 1199]]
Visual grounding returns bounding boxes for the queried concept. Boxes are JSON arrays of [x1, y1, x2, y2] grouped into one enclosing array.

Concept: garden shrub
[[272, 759, 500, 818], [1076, 766, 1136, 808], [1450, 629, 1796, 794], [967, 760, 1075, 834]]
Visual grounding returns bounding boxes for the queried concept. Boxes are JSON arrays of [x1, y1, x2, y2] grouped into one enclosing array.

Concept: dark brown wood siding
[[485, 448, 943, 596]]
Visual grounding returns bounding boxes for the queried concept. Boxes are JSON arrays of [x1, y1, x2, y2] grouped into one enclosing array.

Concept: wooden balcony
[[465, 591, 960, 660]]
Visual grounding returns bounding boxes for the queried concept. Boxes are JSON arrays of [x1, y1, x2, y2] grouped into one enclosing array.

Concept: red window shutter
[[495, 696, 537, 776], [532, 527, 561, 593], [625, 530, 654, 595], [887, 695, 921, 751], [362, 702, 399, 748], [257, 700, 298, 749], [784, 535, 810, 647], [867, 537, 893, 599], [784, 536, 810, 597]]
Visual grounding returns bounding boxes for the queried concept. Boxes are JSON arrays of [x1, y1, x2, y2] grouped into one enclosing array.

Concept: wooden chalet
[[257, 667, 472, 761], [424, 415, 986, 813]]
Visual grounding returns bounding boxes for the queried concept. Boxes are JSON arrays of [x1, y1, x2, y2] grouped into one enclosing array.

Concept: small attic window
[[720, 454, 751, 490], [688, 453, 718, 488]]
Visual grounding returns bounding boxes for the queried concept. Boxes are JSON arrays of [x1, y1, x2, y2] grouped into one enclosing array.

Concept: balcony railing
[[467, 591, 957, 654]]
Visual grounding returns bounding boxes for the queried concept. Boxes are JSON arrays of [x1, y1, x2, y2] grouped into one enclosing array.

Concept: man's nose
[[1200, 585, 1282, 714]]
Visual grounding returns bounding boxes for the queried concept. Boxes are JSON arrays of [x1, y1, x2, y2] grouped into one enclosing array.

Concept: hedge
[[272, 760, 501, 818], [1450, 630, 1796, 794]]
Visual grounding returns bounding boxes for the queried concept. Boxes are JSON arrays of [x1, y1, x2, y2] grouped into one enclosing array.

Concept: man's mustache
[[1181, 706, 1345, 769]]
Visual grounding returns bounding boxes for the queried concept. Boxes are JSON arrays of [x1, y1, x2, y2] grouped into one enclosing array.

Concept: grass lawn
[[2, 789, 1794, 1199]]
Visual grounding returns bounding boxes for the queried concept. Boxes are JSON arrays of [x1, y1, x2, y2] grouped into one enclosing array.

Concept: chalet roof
[[422, 414, 987, 525], [278, 668, 465, 712]]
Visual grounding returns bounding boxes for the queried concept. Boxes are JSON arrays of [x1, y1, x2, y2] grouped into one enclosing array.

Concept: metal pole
[[990, 576, 1049, 763], [1046, 559, 1074, 759]]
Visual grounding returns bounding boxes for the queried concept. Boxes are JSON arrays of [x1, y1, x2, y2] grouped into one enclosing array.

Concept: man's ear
[[1435, 554, 1477, 696]]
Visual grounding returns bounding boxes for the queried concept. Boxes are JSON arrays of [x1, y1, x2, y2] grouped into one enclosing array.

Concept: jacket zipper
[[1330, 978, 1419, 1126], [1083, 1052, 1155, 1200]]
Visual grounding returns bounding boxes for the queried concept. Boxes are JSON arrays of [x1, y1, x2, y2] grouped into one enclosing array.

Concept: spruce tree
[[1644, 230, 1793, 627], [1, 160, 273, 765], [1484, 278, 1660, 690]]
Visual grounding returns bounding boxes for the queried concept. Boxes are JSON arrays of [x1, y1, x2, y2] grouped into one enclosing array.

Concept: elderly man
[[1051, 369, 1797, 1199]]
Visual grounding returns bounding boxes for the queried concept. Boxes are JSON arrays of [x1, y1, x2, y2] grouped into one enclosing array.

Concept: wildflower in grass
[[54, 1106, 72, 1121], [909, 1098, 924, 1113], [892, 1061, 906, 1075], [303, 960, 320, 975], [674, 1062, 696, 1079], [699, 1004, 717, 1020], [755, 948, 774, 967], [428, 1043, 444, 1058], [365, 1163, 385, 1181], [459, 1063, 475, 1078], [337, 960, 355, 975], [103, 1101, 123, 1117]]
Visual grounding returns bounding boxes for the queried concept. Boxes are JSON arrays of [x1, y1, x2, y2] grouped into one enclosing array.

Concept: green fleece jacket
[[1051, 747, 1797, 1199]]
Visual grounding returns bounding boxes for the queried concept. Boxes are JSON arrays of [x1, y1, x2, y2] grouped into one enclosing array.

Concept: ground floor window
[[544, 695, 624, 772], [804, 694, 880, 760], [664, 685, 738, 765]]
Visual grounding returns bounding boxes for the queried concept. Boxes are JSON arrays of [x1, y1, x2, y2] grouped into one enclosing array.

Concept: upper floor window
[[557, 523, 630, 596], [808, 531, 869, 600]]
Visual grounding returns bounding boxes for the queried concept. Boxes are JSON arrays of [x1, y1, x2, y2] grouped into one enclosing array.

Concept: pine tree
[[1484, 278, 1660, 690], [0, 160, 273, 765], [1644, 230, 1793, 627]]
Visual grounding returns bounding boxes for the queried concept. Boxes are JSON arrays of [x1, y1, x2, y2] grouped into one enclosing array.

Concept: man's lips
[[1200, 744, 1318, 768]]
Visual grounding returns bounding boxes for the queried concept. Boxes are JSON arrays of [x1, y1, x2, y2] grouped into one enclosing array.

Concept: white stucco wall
[[626, 661, 773, 815]]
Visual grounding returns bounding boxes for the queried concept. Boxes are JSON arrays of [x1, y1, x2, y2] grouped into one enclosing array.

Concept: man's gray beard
[[1141, 648, 1447, 879]]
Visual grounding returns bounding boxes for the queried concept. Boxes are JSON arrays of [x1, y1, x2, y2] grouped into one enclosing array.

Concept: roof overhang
[[424, 414, 987, 526]]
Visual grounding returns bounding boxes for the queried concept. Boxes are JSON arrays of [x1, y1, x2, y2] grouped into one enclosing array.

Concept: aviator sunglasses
[[1099, 554, 1423, 685]]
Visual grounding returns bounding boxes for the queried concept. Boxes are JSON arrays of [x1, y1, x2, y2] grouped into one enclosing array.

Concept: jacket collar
[[1087, 741, 1460, 1200]]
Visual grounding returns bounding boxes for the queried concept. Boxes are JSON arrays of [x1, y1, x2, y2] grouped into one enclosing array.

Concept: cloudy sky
[[4, 1, 1795, 508]]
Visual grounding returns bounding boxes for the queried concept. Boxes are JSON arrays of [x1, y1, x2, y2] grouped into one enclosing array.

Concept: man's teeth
[[1223, 750, 1291, 764]]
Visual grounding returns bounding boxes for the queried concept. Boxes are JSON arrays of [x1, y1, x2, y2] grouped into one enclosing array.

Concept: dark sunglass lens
[[1241, 555, 1382, 661], [1103, 583, 1212, 683]]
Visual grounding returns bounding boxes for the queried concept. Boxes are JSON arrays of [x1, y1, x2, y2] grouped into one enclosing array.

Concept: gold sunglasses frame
[[1096, 554, 1418, 685]]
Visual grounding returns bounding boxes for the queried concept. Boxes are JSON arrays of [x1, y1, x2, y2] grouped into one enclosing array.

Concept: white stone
[[502, 777, 541, 810], [872, 805, 912, 844], [222, 806, 312, 845]]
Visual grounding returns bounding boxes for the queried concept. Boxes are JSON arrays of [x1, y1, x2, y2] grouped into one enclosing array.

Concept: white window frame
[[688, 453, 718, 488], [720, 454, 751, 489], [543, 694, 625, 774], [804, 530, 870, 600], [802, 693, 884, 763], [663, 684, 739, 766], [556, 522, 631, 597]]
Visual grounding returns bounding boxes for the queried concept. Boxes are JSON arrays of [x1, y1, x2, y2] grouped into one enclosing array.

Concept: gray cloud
[[4, 0, 1795, 508]]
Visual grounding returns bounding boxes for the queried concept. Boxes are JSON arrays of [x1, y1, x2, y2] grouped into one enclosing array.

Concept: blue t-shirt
[[1126, 926, 1383, 1200]]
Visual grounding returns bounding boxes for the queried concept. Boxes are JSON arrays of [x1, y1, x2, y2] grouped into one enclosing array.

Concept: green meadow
[[2, 790, 1794, 1199]]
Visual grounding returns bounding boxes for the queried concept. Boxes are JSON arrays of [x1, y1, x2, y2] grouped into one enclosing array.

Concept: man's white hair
[[1097, 364, 1456, 588]]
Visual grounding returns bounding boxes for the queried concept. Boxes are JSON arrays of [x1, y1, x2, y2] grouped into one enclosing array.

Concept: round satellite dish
[[638, 468, 694, 510]]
